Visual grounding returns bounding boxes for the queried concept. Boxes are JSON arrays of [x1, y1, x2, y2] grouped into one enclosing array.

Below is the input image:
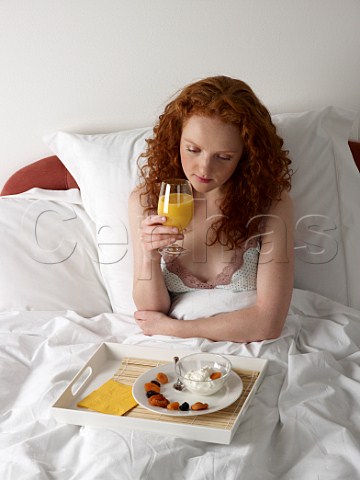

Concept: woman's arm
[[128, 188, 183, 313], [134, 191, 294, 342]]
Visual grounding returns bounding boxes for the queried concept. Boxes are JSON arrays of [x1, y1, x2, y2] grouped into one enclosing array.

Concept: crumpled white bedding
[[1, 289, 360, 480]]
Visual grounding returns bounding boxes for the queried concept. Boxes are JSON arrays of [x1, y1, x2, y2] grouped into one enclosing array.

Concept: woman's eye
[[217, 155, 232, 161], [186, 147, 199, 153]]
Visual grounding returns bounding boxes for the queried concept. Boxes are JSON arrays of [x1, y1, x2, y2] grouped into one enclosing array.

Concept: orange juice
[[158, 193, 194, 230]]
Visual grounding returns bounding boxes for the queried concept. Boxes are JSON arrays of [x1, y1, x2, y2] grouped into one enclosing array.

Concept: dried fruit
[[148, 394, 169, 408], [144, 382, 160, 393], [156, 372, 169, 384], [191, 402, 208, 411], [179, 402, 189, 411], [151, 380, 161, 387], [146, 390, 159, 398], [210, 371, 222, 380], [167, 402, 180, 410]]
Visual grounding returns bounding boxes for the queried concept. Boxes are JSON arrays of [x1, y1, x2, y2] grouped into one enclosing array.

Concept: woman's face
[[180, 115, 243, 197]]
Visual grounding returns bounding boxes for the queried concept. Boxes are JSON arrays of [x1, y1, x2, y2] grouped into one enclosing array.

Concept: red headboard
[[349, 140, 360, 171], [1, 155, 78, 196], [1, 141, 360, 196]]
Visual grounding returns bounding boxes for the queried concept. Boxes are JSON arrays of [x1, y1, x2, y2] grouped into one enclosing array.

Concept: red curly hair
[[139, 75, 292, 249]]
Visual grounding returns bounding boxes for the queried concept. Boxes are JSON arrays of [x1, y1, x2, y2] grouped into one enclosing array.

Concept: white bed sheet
[[1, 290, 360, 480]]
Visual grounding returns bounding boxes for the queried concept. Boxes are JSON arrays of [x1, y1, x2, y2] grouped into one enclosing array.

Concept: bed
[[1, 107, 360, 479]]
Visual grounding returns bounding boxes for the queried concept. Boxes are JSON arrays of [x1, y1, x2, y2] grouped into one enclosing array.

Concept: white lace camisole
[[161, 243, 260, 294]]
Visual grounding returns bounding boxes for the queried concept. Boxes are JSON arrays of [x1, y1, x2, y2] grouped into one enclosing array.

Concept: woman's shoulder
[[262, 190, 294, 244], [258, 190, 293, 236], [129, 183, 146, 203], [269, 190, 293, 216], [128, 183, 148, 218]]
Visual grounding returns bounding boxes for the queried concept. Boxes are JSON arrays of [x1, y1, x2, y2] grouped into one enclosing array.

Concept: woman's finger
[[142, 225, 179, 235], [143, 214, 166, 226], [142, 235, 181, 251], [141, 230, 183, 243]]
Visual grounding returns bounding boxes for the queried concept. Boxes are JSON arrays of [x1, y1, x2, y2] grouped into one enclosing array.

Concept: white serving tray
[[51, 342, 268, 445]]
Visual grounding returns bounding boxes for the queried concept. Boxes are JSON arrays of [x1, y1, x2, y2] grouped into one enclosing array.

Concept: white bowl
[[175, 353, 232, 396]]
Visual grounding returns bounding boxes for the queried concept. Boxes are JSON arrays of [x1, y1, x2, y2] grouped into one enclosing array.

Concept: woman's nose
[[198, 153, 211, 176]]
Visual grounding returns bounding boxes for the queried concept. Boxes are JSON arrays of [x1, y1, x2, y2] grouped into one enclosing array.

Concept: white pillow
[[44, 128, 152, 314], [44, 107, 360, 312], [272, 107, 359, 308], [0, 189, 112, 316]]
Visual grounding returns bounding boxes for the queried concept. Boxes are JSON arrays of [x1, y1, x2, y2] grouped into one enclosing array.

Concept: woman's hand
[[140, 215, 183, 259], [134, 310, 179, 336]]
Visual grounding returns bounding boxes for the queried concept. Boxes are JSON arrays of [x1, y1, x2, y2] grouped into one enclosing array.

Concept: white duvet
[[1, 288, 360, 480]]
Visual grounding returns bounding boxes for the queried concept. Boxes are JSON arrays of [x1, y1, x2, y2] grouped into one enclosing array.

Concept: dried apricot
[[144, 382, 160, 393], [167, 402, 180, 410], [210, 371, 222, 380], [156, 372, 169, 384], [191, 402, 208, 411], [148, 394, 169, 408]]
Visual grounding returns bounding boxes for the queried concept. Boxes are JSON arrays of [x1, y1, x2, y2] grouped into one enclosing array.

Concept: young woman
[[128, 76, 294, 343]]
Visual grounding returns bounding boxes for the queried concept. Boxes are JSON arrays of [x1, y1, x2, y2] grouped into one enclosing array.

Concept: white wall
[[1, 0, 359, 187]]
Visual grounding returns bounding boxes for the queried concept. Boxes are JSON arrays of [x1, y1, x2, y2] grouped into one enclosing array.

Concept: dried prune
[[146, 390, 158, 398], [179, 402, 189, 411], [151, 380, 161, 387]]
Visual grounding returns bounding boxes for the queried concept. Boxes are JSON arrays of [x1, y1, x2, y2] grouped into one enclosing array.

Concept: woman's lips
[[196, 175, 211, 184]]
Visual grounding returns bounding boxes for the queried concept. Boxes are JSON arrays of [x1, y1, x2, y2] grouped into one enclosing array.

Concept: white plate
[[132, 363, 243, 416]]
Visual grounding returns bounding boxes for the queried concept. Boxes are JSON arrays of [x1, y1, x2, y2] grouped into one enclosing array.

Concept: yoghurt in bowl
[[175, 353, 232, 395]]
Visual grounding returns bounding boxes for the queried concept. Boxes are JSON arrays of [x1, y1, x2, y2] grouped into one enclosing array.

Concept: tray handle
[[70, 366, 93, 396]]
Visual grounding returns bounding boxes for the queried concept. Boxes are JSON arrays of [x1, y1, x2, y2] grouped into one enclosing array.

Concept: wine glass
[[157, 178, 194, 255]]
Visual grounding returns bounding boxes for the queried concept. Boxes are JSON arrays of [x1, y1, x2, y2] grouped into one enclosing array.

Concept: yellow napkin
[[77, 379, 138, 416]]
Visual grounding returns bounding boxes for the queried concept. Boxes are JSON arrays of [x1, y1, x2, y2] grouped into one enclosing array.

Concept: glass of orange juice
[[157, 178, 194, 255]]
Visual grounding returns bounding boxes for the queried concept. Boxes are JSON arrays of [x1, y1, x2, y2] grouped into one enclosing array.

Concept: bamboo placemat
[[112, 357, 259, 430]]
